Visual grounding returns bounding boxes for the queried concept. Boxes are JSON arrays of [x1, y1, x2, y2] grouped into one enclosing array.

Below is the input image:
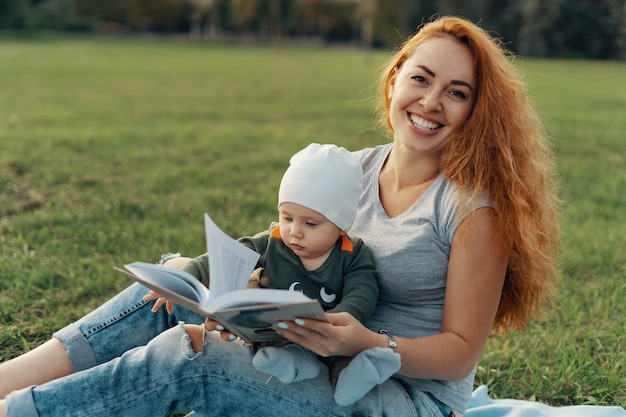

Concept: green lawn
[[1, 36, 624, 407]]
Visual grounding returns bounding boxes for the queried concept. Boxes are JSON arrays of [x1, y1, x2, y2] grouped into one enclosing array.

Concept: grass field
[[1, 36, 625, 408]]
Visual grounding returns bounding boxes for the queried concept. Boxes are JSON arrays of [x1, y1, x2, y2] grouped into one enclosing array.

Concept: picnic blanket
[[466, 385, 626, 417]]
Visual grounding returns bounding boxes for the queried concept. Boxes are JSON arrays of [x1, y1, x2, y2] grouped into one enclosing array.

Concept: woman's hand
[[143, 290, 174, 314], [274, 312, 381, 358], [143, 255, 192, 314], [203, 317, 238, 342]]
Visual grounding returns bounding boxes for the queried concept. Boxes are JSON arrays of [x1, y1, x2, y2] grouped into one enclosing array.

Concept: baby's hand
[[143, 290, 174, 314], [246, 267, 263, 289]]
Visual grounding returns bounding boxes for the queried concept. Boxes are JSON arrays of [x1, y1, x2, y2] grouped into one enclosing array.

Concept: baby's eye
[[305, 221, 318, 227], [283, 216, 293, 222]]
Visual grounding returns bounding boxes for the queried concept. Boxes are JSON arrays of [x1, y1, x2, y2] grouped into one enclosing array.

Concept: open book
[[115, 213, 327, 344]]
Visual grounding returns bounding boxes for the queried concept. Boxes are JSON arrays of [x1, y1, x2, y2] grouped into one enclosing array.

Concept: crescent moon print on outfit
[[288, 281, 337, 304], [320, 287, 337, 303]]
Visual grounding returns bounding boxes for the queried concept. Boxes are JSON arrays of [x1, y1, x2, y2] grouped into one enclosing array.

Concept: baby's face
[[278, 202, 343, 271]]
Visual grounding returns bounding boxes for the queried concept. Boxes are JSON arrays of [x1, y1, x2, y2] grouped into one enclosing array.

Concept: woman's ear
[[388, 67, 398, 99]]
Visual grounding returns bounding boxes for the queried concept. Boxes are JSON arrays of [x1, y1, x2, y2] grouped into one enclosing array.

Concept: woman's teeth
[[410, 114, 441, 130]]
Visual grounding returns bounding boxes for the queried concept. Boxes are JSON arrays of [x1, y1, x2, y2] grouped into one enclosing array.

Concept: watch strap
[[379, 329, 398, 353]]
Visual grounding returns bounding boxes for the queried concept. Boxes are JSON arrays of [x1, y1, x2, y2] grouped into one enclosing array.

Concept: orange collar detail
[[340, 235, 354, 252], [270, 225, 282, 239]]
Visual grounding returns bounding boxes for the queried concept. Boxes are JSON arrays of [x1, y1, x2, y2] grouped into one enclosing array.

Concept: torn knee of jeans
[[179, 322, 204, 359]]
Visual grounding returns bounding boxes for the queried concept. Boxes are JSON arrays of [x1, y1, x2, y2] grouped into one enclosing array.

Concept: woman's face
[[388, 36, 476, 158]]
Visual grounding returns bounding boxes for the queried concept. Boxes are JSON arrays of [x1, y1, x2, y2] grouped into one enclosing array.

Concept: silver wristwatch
[[157, 252, 181, 266], [379, 330, 398, 353]]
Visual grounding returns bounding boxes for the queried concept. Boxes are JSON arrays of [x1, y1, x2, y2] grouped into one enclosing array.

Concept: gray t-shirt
[[350, 143, 489, 413]]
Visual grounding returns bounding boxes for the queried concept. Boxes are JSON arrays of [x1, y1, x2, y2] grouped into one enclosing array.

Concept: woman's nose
[[420, 89, 442, 112]]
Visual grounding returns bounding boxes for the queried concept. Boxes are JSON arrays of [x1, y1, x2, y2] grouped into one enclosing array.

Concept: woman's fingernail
[[228, 334, 237, 341], [294, 318, 305, 326], [277, 322, 289, 330], [216, 325, 225, 331]]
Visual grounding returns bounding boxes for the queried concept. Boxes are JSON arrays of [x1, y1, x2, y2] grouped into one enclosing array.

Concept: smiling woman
[[379, 35, 477, 216]]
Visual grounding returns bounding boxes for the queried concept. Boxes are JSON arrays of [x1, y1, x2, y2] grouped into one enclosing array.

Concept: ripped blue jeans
[[5, 283, 453, 417]]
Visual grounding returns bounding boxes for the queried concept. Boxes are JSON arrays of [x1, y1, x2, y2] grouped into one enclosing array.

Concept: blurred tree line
[[1, 0, 625, 59]]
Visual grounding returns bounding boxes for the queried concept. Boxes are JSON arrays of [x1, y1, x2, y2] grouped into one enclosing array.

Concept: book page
[[204, 212, 261, 301], [207, 288, 312, 312], [115, 263, 213, 315]]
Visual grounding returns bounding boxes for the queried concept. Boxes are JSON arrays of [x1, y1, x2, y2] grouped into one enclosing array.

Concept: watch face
[[380, 330, 397, 352]]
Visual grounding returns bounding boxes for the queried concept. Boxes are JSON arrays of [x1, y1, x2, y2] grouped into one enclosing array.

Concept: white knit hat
[[278, 143, 364, 231]]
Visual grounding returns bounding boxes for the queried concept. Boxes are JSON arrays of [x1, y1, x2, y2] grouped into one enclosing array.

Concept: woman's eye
[[411, 75, 427, 84], [450, 89, 468, 100]]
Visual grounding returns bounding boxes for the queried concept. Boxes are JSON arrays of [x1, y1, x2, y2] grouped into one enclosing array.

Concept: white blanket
[[466, 386, 626, 417]]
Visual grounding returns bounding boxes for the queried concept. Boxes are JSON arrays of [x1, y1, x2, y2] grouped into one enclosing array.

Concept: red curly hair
[[377, 16, 561, 333]]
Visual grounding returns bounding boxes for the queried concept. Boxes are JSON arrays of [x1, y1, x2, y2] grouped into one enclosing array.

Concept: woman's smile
[[408, 112, 443, 132]]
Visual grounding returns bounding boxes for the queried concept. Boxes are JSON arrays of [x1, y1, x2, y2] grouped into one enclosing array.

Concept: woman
[[0, 16, 559, 417]]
